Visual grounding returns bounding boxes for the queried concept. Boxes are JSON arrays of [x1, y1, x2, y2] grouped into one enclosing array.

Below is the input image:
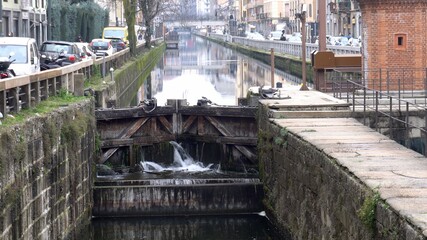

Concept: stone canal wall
[[201, 34, 314, 84], [95, 43, 165, 109], [0, 100, 96, 239], [257, 104, 424, 239]]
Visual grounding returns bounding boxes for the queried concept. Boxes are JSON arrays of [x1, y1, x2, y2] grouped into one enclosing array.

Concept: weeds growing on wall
[[358, 191, 381, 232]]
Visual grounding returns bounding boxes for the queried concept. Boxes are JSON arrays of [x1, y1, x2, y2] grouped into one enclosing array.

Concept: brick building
[[358, 0, 427, 90]]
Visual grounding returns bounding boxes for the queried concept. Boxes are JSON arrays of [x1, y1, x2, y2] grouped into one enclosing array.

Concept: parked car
[[39, 41, 83, 66], [104, 37, 127, 51], [0, 37, 40, 76], [74, 42, 95, 60], [335, 36, 350, 46], [103, 26, 129, 45], [90, 38, 117, 57], [268, 31, 282, 41], [246, 32, 265, 40], [287, 36, 302, 43]]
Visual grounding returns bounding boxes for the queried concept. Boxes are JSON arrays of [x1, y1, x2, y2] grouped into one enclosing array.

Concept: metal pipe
[[363, 87, 366, 126], [270, 48, 274, 88], [389, 96, 393, 140], [406, 102, 409, 148], [375, 91, 378, 132]]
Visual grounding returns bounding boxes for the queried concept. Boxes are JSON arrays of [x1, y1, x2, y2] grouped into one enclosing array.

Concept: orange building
[[358, 0, 427, 90]]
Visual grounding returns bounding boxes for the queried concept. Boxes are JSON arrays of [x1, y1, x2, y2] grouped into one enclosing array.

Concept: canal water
[[87, 34, 300, 239], [138, 33, 302, 106]]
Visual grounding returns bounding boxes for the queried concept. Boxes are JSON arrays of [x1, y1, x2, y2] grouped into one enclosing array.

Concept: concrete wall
[[93, 178, 264, 217], [0, 100, 96, 239], [257, 104, 424, 239]]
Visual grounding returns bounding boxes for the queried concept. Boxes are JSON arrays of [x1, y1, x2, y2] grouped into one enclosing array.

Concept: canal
[[138, 33, 302, 106], [86, 34, 301, 239]]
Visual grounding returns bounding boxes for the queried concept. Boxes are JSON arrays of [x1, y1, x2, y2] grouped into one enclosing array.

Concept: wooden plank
[[235, 145, 256, 163], [95, 107, 175, 120], [100, 117, 149, 163], [182, 115, 197, 133], [205, 116, 256, 163], [205, 116, 232, 136], [198, 116, 205, 136], [101, 138, 134, 148], [151, 117, 157, 136], [178, 135, 257, 145], [132, 135, 176, 145], [95, 106, 257, 120], [122, 117, 149, 138], [158, 116, 173, 134]]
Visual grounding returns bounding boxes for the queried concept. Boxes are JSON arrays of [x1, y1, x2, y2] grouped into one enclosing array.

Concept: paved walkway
[[260, 89, 427, 236]]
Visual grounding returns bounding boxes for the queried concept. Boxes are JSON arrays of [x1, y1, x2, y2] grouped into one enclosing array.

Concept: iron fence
[[327, 68, 427, 156], [0, 40, 160, 118], [208, 33, 361, 60]]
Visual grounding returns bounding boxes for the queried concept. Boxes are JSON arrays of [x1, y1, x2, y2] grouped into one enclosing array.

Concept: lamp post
[[296, 6, 309, 91]]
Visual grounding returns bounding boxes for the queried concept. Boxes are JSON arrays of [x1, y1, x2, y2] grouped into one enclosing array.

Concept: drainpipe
[[47, 0, 51, 40], [0, 0, 3, 36]]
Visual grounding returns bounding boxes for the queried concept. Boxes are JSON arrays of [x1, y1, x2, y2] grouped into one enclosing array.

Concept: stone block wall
[[0, 100, 96, 239], [257, 105, 424, 239]]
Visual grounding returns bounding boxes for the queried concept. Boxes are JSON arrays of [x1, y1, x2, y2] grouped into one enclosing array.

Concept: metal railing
[[208, 33, 361, 60], [0, 39, 162, 118], [327, 68, 427, 156]]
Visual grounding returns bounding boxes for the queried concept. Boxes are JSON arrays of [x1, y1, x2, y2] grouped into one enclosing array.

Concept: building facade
[[358, 0, 427, 90], [1, 0, 47, 44], [232, 0, 361, 39]]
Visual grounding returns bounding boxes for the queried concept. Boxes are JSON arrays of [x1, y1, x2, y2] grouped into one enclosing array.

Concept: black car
[[104, 37, 127, 51], [39, 41, 83, 66]]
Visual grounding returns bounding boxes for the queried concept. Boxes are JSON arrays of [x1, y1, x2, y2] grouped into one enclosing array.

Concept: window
[[394, 33, 407, 50]]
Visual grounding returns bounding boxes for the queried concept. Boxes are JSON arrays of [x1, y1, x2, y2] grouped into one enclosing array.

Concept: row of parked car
[[0, 36, 127, 78]]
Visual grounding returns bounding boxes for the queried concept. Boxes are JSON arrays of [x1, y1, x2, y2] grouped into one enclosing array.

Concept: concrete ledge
[[271, 110, 352, 118]]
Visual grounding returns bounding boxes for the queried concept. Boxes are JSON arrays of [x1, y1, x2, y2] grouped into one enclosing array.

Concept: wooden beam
[[158, 116, 173, 134], [205, 116, 256, 163], [95, 106, 257, 120], [100, 117, 149, 163], [122, 117, 149, 138], [205, 116, 233, 136], [101, 138, 133, 148], [182, 115, 197, 133], [178, 135, 257, 145]]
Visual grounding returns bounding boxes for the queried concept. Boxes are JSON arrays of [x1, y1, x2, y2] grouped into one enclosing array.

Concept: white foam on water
[[140, 141, 217, 173]]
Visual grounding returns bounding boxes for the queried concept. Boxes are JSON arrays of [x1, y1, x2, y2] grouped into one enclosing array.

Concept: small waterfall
[[140, 141, 217, 173]]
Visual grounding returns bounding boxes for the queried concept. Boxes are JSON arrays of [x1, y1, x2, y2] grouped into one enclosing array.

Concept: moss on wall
[[0, 100, 96, 239], [206, 36, 313, 83], [114, 43, 166, 107]]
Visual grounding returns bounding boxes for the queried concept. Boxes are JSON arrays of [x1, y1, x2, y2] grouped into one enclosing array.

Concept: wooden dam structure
[[95, 99, 258, 168], [93, 100, 263, 217]]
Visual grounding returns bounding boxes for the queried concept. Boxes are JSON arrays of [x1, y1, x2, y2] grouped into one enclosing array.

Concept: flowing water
[[140, 141, 217, 173]]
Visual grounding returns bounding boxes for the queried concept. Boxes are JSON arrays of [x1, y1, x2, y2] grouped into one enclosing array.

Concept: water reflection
[[91, 215, 290, 240], [141, 34, 302, 106]]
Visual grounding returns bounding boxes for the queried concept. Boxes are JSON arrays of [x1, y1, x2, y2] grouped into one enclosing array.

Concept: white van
[[0, 37, 40, 76]]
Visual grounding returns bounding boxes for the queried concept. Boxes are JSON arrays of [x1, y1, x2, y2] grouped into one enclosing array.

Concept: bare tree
[[139, 0, 169, 48], [123, 0, 137, 55]]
